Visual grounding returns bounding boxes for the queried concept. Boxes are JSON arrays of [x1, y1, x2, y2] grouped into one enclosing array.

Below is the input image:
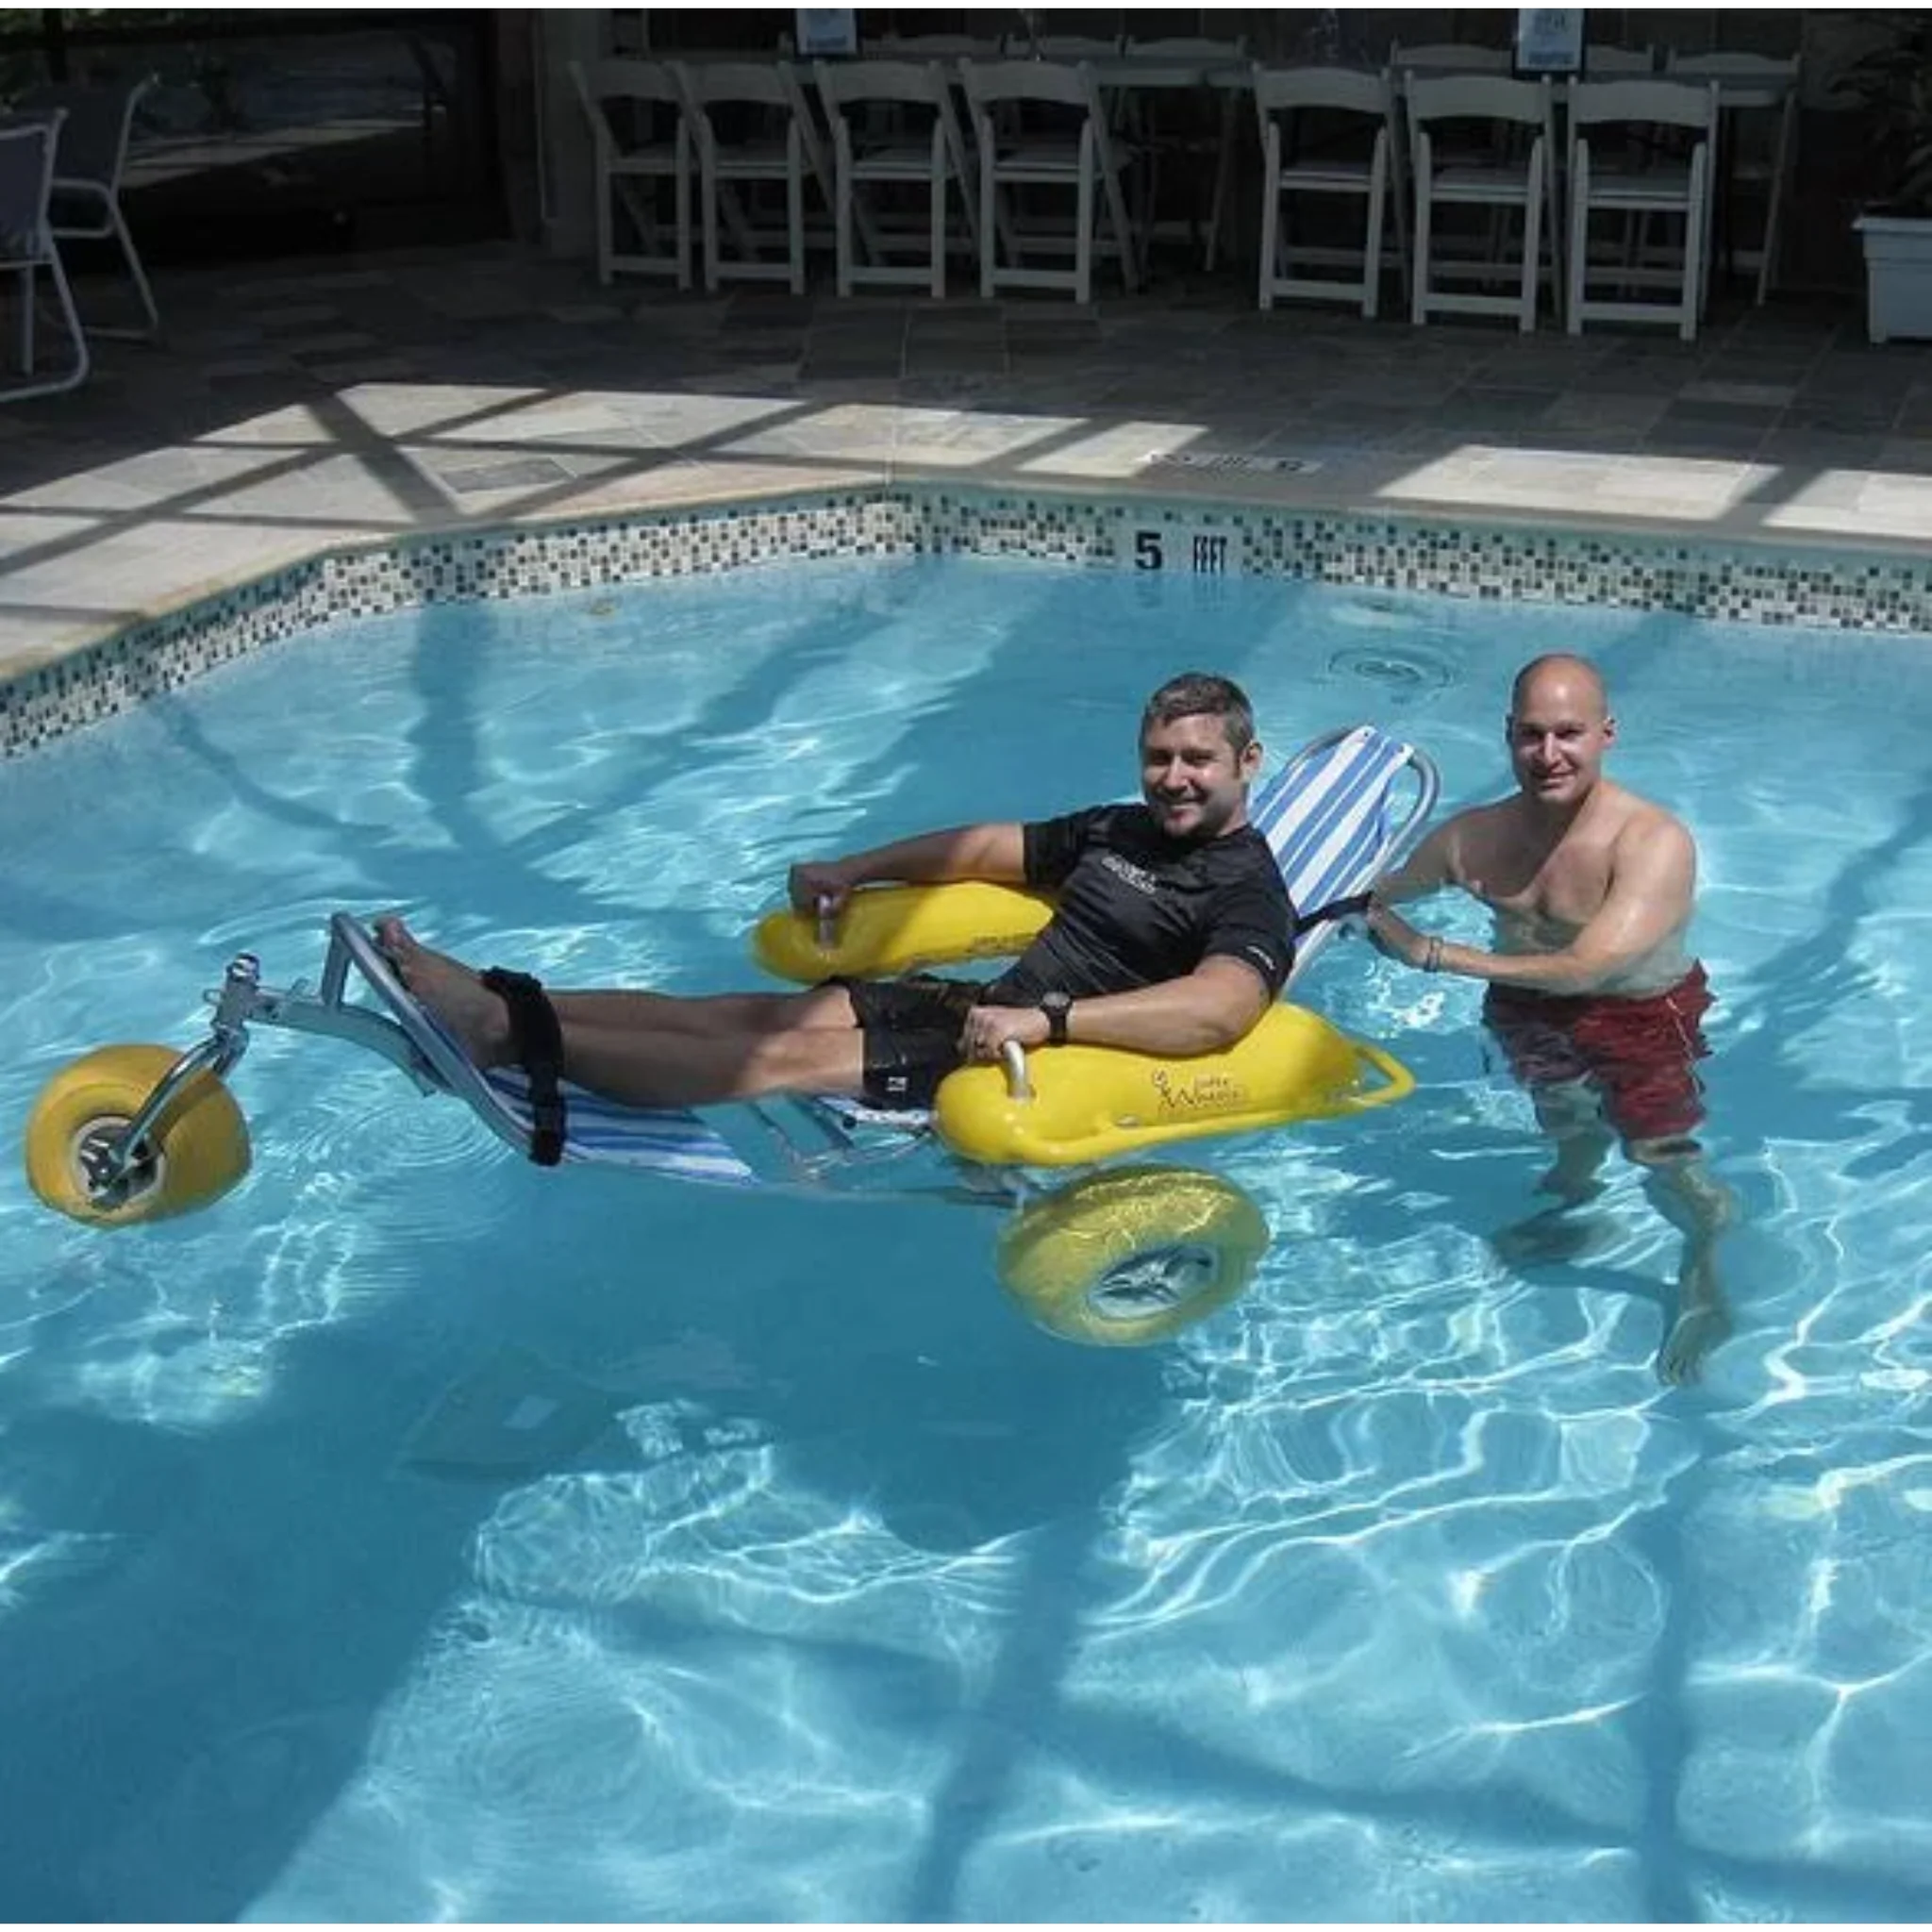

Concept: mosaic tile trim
[[9, 485, 1932, 758]]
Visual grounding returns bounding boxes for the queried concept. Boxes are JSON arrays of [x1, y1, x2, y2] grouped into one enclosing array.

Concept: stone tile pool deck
[[5, 240, 1932, 688]]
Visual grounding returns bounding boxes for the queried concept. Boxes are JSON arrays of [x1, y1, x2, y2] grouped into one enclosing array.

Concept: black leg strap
[[481, 968, 567, 1167]]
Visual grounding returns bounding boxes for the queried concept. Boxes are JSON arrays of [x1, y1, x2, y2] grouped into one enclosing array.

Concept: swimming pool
[[2, 551, 1929, 1921]]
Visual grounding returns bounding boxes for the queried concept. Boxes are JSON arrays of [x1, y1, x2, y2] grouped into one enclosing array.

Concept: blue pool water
[[2, 555, 1930, 1922]]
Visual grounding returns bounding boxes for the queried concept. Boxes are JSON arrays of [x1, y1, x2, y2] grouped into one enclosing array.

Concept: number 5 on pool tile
[[1124, 523, 1243, 575]]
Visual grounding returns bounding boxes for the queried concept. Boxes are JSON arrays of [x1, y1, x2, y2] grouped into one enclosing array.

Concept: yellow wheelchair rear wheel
[[996, 1167, 1269, 1347], [25, 1043, 251, 1227]]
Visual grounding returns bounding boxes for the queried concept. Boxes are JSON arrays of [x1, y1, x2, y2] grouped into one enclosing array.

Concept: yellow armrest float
[[753, 881, 1056, 983], [935, 1003, 1413, 1168]]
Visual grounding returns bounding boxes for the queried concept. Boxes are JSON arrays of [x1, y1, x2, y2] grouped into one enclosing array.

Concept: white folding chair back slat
[[570, 58, 692, 288], [1664, 50, 1798, 100], [1126, 38, 1248, 59], [1029, 36, 1124, 60], [1252, 67, 1404, 319], [1392, 42, 1513, 83], [877, 33, 1008, 58], [1565, 78, 1718, 341], [1407, 75, 1560, 331], [1585, 45, 1657, 75]]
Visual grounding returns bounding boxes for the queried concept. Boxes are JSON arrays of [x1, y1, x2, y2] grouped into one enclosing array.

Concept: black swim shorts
[[836, 973, 983, 1108]]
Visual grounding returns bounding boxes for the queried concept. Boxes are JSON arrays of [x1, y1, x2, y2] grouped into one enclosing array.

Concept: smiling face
[[1140, 709, 1263, 842], [1507, 658, 1615, 811]]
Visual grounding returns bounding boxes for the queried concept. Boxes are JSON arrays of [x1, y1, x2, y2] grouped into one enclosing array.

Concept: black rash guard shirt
[[982, 804, 1296, 1007]]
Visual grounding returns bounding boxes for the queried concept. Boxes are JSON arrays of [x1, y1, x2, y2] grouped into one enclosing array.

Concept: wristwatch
[[1039, 990, 1073, 1046]]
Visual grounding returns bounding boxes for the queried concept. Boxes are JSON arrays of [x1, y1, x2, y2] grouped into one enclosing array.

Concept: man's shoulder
[[1033, 799, 1128, 841], [1441, 795, 1518, 853], [1208, 823, 1292, 897], [1607, 784, 1695, 853]]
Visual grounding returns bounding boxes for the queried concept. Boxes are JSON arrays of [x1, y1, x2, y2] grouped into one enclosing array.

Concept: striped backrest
[[1248, 724, 1421, 985]]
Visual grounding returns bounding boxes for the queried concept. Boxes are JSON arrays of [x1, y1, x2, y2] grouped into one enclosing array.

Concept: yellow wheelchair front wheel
[[996, 1167, 1269, 1347], [25, 1043, 251, 1227]]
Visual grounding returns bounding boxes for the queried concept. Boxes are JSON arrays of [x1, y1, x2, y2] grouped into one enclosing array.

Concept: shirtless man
[[1365, 653, 1734, 1385]]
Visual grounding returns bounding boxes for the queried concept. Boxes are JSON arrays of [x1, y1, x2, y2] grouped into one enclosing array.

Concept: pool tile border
[[7, 484, 1932, 757]]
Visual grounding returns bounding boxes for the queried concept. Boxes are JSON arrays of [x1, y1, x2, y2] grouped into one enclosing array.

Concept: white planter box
[[1857, 214, 1932, 343]]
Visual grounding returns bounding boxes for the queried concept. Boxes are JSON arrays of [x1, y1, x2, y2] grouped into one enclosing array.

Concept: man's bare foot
[[1657, 1304, 1732, 1386], [1657, 1246, 1732, 1386], [375, 916, 513, 1067]]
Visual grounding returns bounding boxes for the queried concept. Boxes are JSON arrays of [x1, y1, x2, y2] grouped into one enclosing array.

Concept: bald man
[[1366, 653, 1734, 1385]]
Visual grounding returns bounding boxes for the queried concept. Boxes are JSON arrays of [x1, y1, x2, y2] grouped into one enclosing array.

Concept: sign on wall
[[1514, 8, 1586, 75], [795, 9, 858, 58]]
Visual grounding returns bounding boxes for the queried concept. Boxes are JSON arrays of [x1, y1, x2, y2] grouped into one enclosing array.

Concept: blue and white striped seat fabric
[[482, 1066, 760, 1187]]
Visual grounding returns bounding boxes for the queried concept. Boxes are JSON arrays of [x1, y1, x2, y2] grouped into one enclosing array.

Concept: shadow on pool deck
[[6, 240, 1932, 686]]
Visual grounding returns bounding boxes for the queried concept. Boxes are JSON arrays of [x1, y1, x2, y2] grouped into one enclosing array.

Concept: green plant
[[1835, 11, 1932, 215]]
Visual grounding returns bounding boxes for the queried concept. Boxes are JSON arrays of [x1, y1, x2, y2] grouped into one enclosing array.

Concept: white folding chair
[[12, 75, 158, 340], [1253, 67, 1404, 318], [1123, 34, 1248, 270], [1665, 50, 1798, 306], [1407, 74, 1560, 332], [958, 59, 1141, 303], [0, 112, 89, 400], [569, 58, 692, 289], [673, 59, 824, 294], [814, 58, 976, 298], [1565, 78, 1718, 341]]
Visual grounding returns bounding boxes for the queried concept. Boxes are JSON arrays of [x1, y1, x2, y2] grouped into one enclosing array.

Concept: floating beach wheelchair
[[25, 725, 1438, 1345]]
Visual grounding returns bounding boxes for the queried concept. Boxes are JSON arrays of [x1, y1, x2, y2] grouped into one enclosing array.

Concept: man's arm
[[961, 957, 1273, 1061], [790, 823, 1028, 915], [1371, 815, 1465, 907], [1368, 818, 1696, 994]]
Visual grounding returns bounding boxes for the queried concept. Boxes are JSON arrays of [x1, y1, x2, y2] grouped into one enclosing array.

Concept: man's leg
[[554, 1009, 871, 1109], [1526, 1078, 1616, 1204], [1629, 1137, 1736, 1386], [377, 917, 870, 1109], [1590, 974, 1733, 1384], [548, 985, 856, 1036], [1487, 998, 1614, 1262], [1484, 1002, 1610, 1206]]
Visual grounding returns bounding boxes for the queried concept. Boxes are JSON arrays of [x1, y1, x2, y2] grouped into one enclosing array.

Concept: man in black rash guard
[[377, 673, 1298, 1113]]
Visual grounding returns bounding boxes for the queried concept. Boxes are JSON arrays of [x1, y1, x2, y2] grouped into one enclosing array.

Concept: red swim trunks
[[1482, 964, 1714, 1146]]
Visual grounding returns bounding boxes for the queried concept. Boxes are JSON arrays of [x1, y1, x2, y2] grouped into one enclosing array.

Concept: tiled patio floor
[[6, 240, 1932, 679]]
